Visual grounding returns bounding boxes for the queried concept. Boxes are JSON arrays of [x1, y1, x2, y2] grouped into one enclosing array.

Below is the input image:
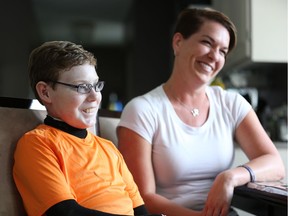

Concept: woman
[[117, 8, 285, 216]]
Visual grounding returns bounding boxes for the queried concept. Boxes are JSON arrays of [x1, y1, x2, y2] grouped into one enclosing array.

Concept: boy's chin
[[83, 121, 96, 129]]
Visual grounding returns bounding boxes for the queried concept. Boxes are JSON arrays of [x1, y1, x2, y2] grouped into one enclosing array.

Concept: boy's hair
[[28, 41, 97, 102], [174, 8, 237, 54]]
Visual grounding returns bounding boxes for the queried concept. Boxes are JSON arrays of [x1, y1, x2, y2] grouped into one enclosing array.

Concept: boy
[[13, 41, 163, 216]]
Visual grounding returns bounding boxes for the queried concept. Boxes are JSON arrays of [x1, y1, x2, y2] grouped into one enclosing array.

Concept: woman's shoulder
[[208, 86, 241, 103], [208, 85, 237, 96], [120, 85, 167, 130], [208, 86, 250, 109], [208, 86, 251, 118]]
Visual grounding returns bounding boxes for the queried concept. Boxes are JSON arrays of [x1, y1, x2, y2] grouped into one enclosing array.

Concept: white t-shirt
[[118, 85, 251, 210]]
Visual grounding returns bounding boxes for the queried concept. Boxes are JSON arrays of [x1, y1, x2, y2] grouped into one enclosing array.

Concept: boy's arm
[[46, 199, 126, 216], [46, 200, 162, 216]]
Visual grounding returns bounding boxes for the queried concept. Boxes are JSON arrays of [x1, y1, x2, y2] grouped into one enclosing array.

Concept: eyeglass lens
[[77, 81, 104, 93]]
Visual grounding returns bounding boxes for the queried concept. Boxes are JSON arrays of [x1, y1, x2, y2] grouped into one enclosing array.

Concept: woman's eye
[[202, 40, 211, 46], [220, 50, 227, 56]]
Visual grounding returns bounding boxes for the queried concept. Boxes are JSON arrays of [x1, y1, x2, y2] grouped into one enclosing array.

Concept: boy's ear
[[36, 81, 52, 104]]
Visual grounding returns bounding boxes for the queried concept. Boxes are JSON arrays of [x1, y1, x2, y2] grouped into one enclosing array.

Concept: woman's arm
[[203, 109, 285, 216], [235, 109, 285, 183], [117, 127, 202, 216]]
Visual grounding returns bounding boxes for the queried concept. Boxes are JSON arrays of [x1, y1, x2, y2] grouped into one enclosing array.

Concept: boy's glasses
[[51, 81, 104, 94]]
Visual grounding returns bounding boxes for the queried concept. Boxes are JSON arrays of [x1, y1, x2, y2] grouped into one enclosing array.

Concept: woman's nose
[[208, 49, 220, 61]]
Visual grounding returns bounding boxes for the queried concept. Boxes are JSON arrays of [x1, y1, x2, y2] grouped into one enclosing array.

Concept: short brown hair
[[28, 41, 97, 102], [174, 8, 237, 54]]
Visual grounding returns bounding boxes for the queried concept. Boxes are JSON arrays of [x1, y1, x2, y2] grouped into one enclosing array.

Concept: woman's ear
[[36, 81, 52, 104], [172, 32, 183, 56]]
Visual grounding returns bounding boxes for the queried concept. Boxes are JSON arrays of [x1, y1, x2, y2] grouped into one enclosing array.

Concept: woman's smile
[[197, 61, 213, 73]]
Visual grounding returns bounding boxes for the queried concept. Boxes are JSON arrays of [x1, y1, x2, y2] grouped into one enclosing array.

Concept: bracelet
[[238, 164, 256, 182]]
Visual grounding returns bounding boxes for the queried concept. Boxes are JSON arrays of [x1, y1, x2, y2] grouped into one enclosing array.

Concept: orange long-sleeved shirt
[[13, 124, 144, 216]]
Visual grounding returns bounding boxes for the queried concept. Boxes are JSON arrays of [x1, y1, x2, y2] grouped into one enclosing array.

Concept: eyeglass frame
[[49, 80, 105, 94]]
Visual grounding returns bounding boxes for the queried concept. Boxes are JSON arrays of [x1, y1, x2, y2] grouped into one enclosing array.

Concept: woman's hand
[[202, 171, 235, 216]]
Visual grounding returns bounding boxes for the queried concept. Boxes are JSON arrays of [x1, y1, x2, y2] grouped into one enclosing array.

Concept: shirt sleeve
[[118, 96, 156, 144], [46, 199, 147, 216], [223, 88, 252, 128]]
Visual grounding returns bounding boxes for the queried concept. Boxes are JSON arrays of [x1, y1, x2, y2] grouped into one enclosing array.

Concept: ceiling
[[31, 0, 133, 46]]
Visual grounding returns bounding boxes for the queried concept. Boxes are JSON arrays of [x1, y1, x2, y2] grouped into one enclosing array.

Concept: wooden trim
[[98, 109, 122, 118], [0, 97, 33, 108]]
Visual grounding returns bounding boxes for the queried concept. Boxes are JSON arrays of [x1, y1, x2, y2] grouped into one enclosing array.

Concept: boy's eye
[[79, 84, 89, 89]]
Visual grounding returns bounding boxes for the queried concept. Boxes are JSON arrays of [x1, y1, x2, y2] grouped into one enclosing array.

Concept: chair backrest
[[0, 97, 120, 215], [97, 109, 121, 147], [0, 106, 47, 216]]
